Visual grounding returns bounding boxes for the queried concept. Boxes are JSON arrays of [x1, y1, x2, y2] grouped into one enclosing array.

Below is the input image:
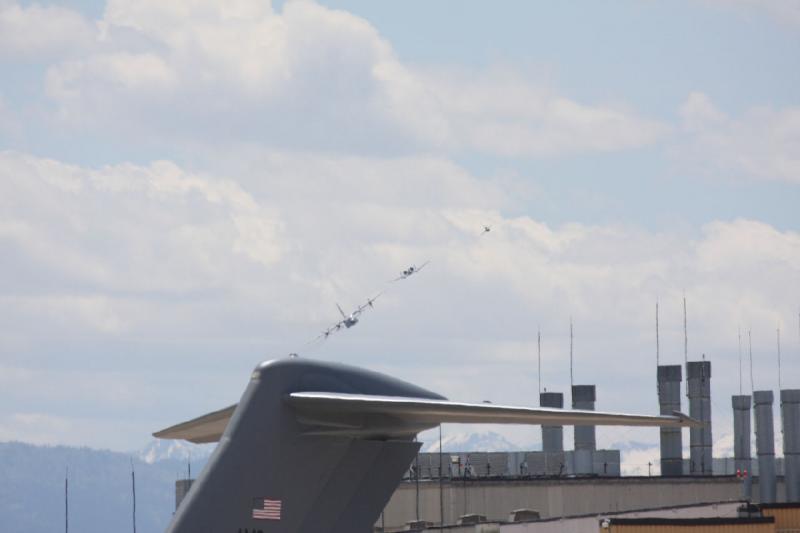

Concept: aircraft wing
[[154, 392, 698, 443], [356, 292, 382, 313], [288, 392, 699, 429], [153, 404, 237, 443]]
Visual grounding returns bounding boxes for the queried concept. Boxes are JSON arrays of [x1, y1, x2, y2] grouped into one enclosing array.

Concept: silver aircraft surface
[[154, 357, 699, 533]]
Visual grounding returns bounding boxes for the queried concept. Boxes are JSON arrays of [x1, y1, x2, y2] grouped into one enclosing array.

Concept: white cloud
[[1, 149, 799, 450], [679, 91, 800, 183], [0, 412, 144, 449], [2, 148, 798, 349], [0, 2, 94, 58], [0, 150, 285, 338], [35, 0, 665, 157], [704, 0, 800, 29], [416, 67, 667, 156]]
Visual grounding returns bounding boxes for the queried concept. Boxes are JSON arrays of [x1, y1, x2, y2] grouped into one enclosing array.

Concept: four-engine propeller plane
[[314, 294, 383, 341]]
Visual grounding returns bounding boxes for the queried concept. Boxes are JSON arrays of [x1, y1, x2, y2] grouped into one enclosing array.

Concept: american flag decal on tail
[[252, 498, 282, 520]]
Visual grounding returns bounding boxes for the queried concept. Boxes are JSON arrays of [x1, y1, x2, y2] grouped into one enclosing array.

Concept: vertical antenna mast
[[569, 317, 574, 388], [683, 294, 688, 364], [65, 467, 69, 533], [748, 329, 755, 394], [537, 328, 542, 395], [683, 294, 689, 399], [656, 301, 660, 367], [777, 325, 782, 390], [738, 327, 743, 395], [438, 424, 443, 526], [131, 459, 137, 533]]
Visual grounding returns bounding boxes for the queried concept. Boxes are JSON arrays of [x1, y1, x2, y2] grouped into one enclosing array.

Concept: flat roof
[[604, 517, 774, 526]]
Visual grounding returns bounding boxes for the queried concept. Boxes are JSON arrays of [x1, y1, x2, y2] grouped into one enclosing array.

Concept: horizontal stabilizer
[[288, 392, 701, 431], [153, 404, 236, 443], [154, 393, 700, 443]]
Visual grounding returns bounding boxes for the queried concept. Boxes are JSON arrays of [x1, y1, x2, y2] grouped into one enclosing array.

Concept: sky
[[0, 0, 798, 459]]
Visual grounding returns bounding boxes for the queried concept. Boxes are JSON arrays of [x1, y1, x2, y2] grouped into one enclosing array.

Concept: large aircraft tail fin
[[160, 359, 439, 533], [156, 358, 698, 533]]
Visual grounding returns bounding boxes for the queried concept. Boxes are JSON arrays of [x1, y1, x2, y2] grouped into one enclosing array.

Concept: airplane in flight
[[336, 303, 360, 328], [393, 261, 429, 281], [154, 357, 699, 533], [314, 295, 382, 341]]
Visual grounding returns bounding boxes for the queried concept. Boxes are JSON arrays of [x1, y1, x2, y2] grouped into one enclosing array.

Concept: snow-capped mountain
[[611, 432, 737, 476], [422, 431, 522, 453], [138, 439, 216, 464]]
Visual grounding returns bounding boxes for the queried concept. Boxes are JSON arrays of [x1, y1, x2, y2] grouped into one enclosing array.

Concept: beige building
[[381, 476, 783, 530]]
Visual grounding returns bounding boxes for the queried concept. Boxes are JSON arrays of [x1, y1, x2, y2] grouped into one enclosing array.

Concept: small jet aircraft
[[393, 261, 429, 281]]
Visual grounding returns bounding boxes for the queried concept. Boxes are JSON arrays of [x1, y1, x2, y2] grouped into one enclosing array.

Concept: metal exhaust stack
[[540, 391, 564, 452], [732, 395, 752, 498], [657, 365, 683, 476], [687, 361, 712, 475], [781, 389, 800, 502], [572, 385, 596, 474], [753, 390, 777, 503]]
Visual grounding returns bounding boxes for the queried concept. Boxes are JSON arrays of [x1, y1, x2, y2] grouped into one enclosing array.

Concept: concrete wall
[[380, 477, 765, 530], [390, 502, 748, 533]]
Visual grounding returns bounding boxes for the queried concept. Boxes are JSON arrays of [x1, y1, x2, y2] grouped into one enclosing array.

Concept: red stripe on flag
[[252, 498, 282, 520]]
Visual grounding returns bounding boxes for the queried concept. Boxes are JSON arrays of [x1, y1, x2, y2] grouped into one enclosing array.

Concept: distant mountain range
[[138, 438, 216, 465], [421, 430, 524, 452], [4, 436, 524, 533], [611, 433, 736, 476], [0, 440, 213, 533]]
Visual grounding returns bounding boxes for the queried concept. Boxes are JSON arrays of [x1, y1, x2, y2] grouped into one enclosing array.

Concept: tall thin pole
[[569, 317, 574, 388], [683, 294, 688, 364], [683, 295, 689, 399], [537, 328, 542, 395], [748, 329, 755, 394], [656, 301, 660, 367], [65, 467, 69, 533], [414, 444, 419, 522], [738, 327, 743, 395], [131, 459, 137, 533], [777, 326, 782, 390], [439, 424, 444, 526]]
